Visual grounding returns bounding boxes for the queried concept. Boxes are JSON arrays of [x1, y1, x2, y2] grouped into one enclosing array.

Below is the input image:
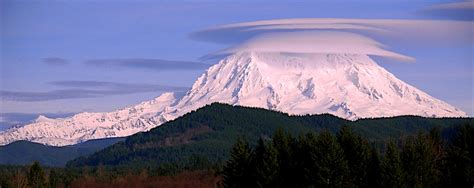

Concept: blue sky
[[0, 0, 472, 128]]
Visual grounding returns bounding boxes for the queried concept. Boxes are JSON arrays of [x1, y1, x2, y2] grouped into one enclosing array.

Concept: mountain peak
[[34, 115, 53, 123]]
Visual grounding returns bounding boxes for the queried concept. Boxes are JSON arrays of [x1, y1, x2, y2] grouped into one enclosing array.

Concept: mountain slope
[[67, 103, 472, 168], [0, 137, 124, 167], [0, 52, 466, 146]]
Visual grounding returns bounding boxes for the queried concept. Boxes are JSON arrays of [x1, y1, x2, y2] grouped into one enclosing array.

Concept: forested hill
[[0, 137, 125, 166], [67, 103, 472, 169]]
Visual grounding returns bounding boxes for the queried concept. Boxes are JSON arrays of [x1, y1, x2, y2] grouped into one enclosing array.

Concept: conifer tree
[[272, 129, 296, 187], [223, 138, 254, 188], [254, 138, 279, 187], [337, 125, 371, 187], [442, 124, 474, 186], [292, 133, 314, 187], [48, 169, 59, 188], [402, 133, 438, 187], [380, 141, 403, 188], [429, 127, 444, 178], [298, 132, 318, 186], [28, 161, 46, 188], [367, 147, 382, 188], [308, 131, 349, 187]]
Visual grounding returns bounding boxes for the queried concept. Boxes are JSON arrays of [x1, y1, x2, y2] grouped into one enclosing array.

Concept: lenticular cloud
[[191, 18, 472, 62], [209, 31, 415, 62], [191, 18, 472, 44]]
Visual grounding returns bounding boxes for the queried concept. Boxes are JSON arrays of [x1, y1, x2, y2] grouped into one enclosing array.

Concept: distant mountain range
[[0, 137, 124, 167], [0, 52, 466, 146]]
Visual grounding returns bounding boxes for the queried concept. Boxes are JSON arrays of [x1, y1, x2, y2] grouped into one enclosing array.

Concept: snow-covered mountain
[[0, 52, 466, 146], [155, 52, 466, 120], [0, 92, 178, 146]]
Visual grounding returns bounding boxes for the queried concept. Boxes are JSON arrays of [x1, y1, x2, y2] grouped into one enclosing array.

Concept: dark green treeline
[[223, 124, 474, 188]]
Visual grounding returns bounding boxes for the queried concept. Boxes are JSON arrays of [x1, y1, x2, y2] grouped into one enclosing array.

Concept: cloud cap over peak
[[191, 18, 472, 63], [208, 31, 414, 62], [191, 18, 472, 44]]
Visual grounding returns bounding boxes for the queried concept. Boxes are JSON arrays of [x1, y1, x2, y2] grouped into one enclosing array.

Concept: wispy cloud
[[0, 90, 97, 101], [50, 80, 187, 91], [84, 58, 210, 71], [427, 1, 474, 10], [420, 1, 474, 21], [42, 57, 69, 66], [0, 81, 188, 102]]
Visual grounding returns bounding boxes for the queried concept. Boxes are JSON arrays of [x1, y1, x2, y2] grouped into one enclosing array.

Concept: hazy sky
[[0, 0, 472, 127]]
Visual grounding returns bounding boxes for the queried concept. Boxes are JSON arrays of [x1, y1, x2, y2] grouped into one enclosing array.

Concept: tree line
[[0, 161, 63, 188], [223, 124, 474, 188], [0, 162, 220, 188]]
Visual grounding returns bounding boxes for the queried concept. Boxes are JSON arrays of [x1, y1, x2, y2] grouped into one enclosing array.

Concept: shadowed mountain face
[[66, 103, 472, 169], [0, 137, 124, 167]]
